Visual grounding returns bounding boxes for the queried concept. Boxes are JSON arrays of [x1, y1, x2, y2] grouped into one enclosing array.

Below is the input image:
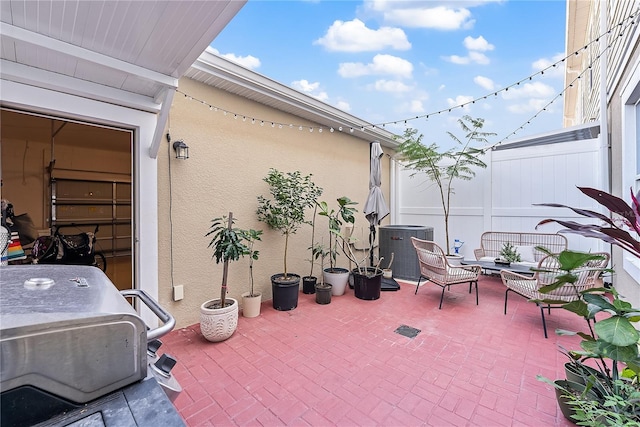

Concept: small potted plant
[[302, 202, 322, 294], [317, 196, 357, 296], [313, 242, 332, 304], [202, 212, 252, 342], [241, 228, 263, 318], [497, 242, 521, 265], [256, 169, 323, 310]]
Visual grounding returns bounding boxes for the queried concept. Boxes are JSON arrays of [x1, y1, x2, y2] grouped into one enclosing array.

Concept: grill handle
[[120, 289, 176, 341]]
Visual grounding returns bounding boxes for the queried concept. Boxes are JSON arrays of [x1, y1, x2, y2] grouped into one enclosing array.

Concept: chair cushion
[[515, 245, 537, 263]]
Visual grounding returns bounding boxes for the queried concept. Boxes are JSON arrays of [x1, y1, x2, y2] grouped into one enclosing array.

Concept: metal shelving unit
[[51, 177, 132, 259]]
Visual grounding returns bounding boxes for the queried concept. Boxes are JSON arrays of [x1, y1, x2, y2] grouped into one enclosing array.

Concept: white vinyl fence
[[391, 124, 608, 260]]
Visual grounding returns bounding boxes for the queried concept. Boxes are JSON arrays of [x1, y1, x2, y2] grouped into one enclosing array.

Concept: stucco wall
[[159, 77, 393, 328]]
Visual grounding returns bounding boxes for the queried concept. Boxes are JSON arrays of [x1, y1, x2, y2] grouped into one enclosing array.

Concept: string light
[[173, 10, 637, 139]]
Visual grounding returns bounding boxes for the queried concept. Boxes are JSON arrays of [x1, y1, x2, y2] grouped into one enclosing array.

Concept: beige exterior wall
[[159, 77, 393, 328]]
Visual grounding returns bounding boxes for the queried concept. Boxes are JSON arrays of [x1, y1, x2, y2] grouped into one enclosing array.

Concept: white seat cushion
[[515, 245, 537, 263]]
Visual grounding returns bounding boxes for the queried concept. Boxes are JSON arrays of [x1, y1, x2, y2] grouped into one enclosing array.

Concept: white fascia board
[[1, 22, 178, 88], [194, 49, 398, 146], [1, 60, 161, 113]]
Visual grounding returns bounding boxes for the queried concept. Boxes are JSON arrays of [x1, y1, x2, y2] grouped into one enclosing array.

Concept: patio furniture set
[[409, 232, 610, 338]]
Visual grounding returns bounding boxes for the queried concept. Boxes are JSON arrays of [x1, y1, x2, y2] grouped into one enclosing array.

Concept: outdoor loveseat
[[474, 231, 568, 267]]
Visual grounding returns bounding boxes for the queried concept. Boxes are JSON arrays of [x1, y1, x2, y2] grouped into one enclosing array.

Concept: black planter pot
[[315, 283, 332, 304], [302, 276, 317, 294], [554, 379, 600, 422], [352, 267, 383, 300], [271, 273, 300, 311]]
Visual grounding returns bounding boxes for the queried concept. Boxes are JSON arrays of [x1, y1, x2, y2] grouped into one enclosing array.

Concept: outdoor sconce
[[172, 140, 189, 160]]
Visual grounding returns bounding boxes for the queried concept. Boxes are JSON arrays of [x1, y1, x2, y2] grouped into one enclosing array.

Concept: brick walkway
[[161, 274, 582, 426]]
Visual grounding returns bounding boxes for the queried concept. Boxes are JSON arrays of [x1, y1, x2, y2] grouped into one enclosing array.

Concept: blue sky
[[210, 0, 568, 149]]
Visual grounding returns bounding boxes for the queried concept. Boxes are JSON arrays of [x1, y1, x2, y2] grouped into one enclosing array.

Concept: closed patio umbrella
[[363, 141, 390, 267]]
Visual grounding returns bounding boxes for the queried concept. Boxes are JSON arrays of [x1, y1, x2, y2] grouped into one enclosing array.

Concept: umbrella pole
[[369, 225, 375, 267]]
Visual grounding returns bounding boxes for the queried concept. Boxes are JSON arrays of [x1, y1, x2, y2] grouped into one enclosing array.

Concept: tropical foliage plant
[[206, 213, 260, 308], [534, 186, 640, 425], [317, 196, 358, 272]]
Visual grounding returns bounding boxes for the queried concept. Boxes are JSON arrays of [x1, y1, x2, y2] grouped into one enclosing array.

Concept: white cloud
[[221, 54, 261, 70], [208, 48, 261, 70], [382, 5, 475, 30], [474, 75, 495, 90], [501, 81, 555, 100], [502, 81, 557, 114], [291, 79, 329, 102], [291, 80, 320, 92], [335, 100, 351, 112], [444, 36, 492, 65], [463, 36, 494, 52], [532, 52, 565, 78], [444, 51, 489, 65], [314, 19, 410, 52], [507, 98, 554, 114], [338, 54, 413, 78], [408, 100, 425, 113], [446, 95, 474, 111], [372, 79, 412, 92]]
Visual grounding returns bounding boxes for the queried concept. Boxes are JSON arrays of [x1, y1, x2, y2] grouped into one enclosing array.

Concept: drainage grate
[[394, 324, 421, 338]]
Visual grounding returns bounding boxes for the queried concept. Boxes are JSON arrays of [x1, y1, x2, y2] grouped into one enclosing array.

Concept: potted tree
[[334, 223, 384, 301], [202, 212, 252, 342], [534, 187, 640, 424], [240, 228, 263, 318], [302, 202, 323, 294], [396, 115, 494, 263], [313, 242, 332, 304], [317, 196, 358, 296], [256, 169, 323, 310]]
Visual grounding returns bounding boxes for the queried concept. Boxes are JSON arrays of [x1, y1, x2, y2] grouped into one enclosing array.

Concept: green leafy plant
[[256, 169, 323, 280], [499, 242, 521, 263], [206, 213, 260, 308], [396, 115, 494, 255], [534, 186, 640, 424], [317, 196, 358, 272], [245, 228, 263, 297]]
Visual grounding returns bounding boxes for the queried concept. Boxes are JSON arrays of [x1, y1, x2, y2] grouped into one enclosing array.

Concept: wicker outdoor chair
[[500, 252, 610, 338], [410, 237, 482, 309]]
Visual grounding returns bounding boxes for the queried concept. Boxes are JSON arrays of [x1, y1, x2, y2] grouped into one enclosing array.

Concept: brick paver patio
[[161, 273, 582, 426]]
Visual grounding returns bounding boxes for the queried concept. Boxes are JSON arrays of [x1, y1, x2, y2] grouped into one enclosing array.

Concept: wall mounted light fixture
[[167, 133, 189, 160], [172, 140, 189, 160]]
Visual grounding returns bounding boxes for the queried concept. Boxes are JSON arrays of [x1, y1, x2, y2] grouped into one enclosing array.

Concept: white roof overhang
[[0, 0, 246, 154], [184, 48, 399, 149]]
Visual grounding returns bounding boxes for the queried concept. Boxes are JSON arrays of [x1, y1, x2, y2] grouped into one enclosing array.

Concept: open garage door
[[1, 108, 134, 291]]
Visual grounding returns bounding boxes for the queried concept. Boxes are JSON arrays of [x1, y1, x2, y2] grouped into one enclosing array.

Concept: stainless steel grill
[[0, 265, 183, 426]]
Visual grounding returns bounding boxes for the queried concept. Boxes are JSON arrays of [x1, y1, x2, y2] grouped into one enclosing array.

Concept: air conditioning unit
[[379, 225, 434, 281]]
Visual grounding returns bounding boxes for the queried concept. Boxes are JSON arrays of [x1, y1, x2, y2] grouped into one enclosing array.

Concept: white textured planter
[[241, 292, 262, 318], [446, 254, 463, 266], [323, 268, 350, 296], [200, 298, 238, 342]]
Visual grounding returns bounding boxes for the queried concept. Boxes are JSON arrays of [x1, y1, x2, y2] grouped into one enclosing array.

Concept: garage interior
[[1, 108, 134, 290]]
